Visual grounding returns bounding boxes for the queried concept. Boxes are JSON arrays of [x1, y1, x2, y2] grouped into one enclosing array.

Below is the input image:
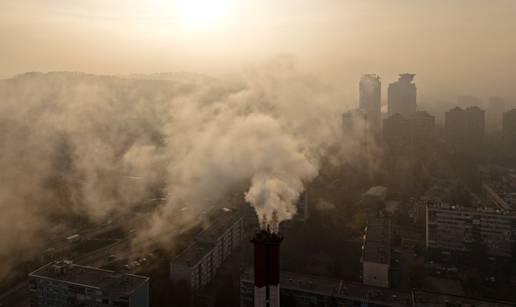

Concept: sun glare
[[176, 0, 234, 28]]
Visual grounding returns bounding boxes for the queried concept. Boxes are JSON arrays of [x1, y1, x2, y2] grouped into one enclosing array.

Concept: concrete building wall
[[130, 280, 150, 307], [359, 74, 382, 131], [363, 261, 390, 288], [388, 74, 417, 119], [170, 262, 195, 285], [503, 109, 516, 153], [426, 204, 516, 257], [170, 215, 244, 290]]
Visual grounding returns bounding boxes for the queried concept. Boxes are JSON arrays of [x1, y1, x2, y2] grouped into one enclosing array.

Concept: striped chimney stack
[[252, 211, 282, 307]]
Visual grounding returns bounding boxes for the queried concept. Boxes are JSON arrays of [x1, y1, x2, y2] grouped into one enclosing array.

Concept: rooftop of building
[[384, 113, 410, 123], [173, 241, 215, 267], [426, 198, 516, 217], [195, 207, 242, 243], [360, 74, 381, 81], [465, 105, 485, 113], [411, 111, 435, 120], [29, 261, 148, 295], [397, 73, 415, 83], [445, 105, 485, 115], [363, 216, 391, 264], [241, 269, 412, 306], [413, 290, 514, 307], [172, 207, 243, 267], [504, 108, 516, 116], [241, 269, 516, 307], [365, 186, 388, 200]]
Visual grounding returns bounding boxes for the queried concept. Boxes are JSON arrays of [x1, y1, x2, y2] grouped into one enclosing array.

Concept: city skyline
[[1, 1, 516, 101], [1, 1, 516, 307]]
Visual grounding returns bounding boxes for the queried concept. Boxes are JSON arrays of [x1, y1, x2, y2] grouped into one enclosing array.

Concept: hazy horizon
[[2, 2, 516, 305], [1, 0, 516, 103]]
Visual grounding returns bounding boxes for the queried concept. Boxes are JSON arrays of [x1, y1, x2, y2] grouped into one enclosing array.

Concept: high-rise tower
[[388, 74, 417, 118], [359, 74, 382, 131]]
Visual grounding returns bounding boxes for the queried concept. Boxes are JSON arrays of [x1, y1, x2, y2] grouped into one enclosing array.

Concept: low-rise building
[[240, 269, 513, 307], [29, 260, 149, 307], [240, 269, 412, 307], [170, 208, 244, 290]]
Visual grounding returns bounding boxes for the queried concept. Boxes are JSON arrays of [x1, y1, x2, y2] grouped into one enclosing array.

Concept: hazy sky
[[1, 0, 516, 100]]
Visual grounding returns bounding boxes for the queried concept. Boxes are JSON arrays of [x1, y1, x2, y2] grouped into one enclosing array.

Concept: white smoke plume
[[0, 56, 373, 280]]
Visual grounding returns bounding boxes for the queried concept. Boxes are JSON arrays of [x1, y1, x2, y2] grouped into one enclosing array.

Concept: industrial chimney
[[252, 219, 282, 307]]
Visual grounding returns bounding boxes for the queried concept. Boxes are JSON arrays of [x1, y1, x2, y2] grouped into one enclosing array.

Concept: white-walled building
[[29, 260, 149, 307]]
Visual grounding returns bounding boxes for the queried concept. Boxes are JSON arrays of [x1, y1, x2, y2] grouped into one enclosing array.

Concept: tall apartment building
[[503, 109, 516, 154], [457, 95, 483, 109], [487, 96, 505, 132], [362, 216, 391, 288], [29, 260, 149, 307], [410, 111, 436, 152], [383, 111, 435, 155], [383, 113, 411, 153], [359, 74, 382, 131], [388, 74, 417, 118], [426, 200, 516, 257], [169, 208, 244, 290], [444, 106, 485, 152]]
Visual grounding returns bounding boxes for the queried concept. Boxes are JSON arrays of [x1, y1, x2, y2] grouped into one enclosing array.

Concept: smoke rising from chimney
[[0, 56, 375, 279]]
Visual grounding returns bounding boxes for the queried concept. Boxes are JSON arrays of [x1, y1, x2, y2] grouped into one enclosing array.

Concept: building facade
[[362, 216, 391, 288], [383, 113, 411, 154], [240, 270, 511, 306], [457, 95, 482, 109], [487, 96, 505, 132], [426, 201, 516, 257], [383, 111, 435, 156], [388, 74, 417, 118], [170, 208, 244, 290], [503, 109, 516, 154], [240, 269, 411, 307], [359, 74, 382, 131], [444, 106, 485, 152], [410, 111, 435, 150], [29, 260, 149, 307]]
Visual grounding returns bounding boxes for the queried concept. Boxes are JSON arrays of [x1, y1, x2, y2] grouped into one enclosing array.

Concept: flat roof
[[241, 270, 516, 307], [29, 261, 148, 296], [241, 269, 412, 306], [413, 290, 514, 307], [173, 207, 243, 267], [195, 207, 242, 243], [427, 199, 516, 217], [173, 242, 215, 267]]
